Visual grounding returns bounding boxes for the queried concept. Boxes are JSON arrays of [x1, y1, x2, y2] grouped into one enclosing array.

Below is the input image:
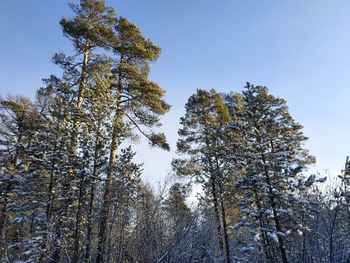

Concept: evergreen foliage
[[1, 1, 349, 263]]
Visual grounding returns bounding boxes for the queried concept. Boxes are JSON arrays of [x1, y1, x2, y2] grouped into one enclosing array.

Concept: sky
[[0, 0, 349, 186]]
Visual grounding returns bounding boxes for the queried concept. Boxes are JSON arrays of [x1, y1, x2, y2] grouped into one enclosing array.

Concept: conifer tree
[[233, 83, 315, 263], [70, 58, 114, 262], [59, 0, 116, 154], [173, 89, 233, 263], [77, 58, 114, 263], [106, 146, 143, 261], [163, 183, 191, 236], [0, 96, 40, 261], [160, 182, 192, 261], [95, 16, 171, 262], [35, 78, 76, 263], [5, 0, 350, 262], [44, 1, 117, 260]]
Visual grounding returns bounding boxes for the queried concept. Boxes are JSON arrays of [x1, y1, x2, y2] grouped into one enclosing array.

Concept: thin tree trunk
[[265, 141, 289, 263], [261, 153, 289, 263], [72, 175, 85, 263], [84, 182, 95, 263], [220, 195, 231, 263], [85, 125, 101, 262], [84, 135, 100, 262], [70, 45, 89, 154], [271, 205, 288, 263], [51, 105, 72, 262], [96, 61, 123, 263], [117, 196, 128, 262], [254, 191, 276, 263], [39, 118, 61, 262], [329, 207, 339, 263], [40, 143, 57, 261], [253, 126, 288, 263], [70, 43, 90, 263], [214, 154, 231, 263], [45, 119, 62, 223], [210, 173, 224, 253], [95, 109, 120, 263], [205, 137, 224, 256]]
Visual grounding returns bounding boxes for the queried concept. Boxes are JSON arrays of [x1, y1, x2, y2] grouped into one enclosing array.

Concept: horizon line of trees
[[1, 0, 350, 263]]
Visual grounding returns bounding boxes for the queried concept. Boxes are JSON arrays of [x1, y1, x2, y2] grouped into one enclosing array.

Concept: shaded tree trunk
[[96, 64, 123, 263]]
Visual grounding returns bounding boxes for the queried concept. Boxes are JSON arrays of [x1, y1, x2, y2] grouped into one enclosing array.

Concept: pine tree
[[70, 58, 114, 262], [78, 58, 114, 263], [233, 83, 315, 263], [173, 89, 233, 263], [35, 79, 75, 263], [59, 0, 116, 155], [45, 1, 117, 260], [95, 16, 170, 262]]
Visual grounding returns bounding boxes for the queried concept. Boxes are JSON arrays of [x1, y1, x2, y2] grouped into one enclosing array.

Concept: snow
[[267, 232, 279, 243]]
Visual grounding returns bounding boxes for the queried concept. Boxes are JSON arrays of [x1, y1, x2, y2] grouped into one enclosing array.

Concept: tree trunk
[[84, 183, 95, 263], [85, 127, 101, 262], [70, 45, 89, 154], [210, 172, 224, 253], [205, 137, 224, 256], [261, 153, 289, 263], [70, 43, 90, 263], [96, 111, 120, 263], [72, 175, 85, 263], [214, 154, 231, 263], [219, 191, 231, 263], [84, 119, 102, 262], [96, 62, 123, 263], [254, 191, 276, 263]]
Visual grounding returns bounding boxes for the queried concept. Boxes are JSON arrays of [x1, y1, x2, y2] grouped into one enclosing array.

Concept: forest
[[1, 0, 350, 262]]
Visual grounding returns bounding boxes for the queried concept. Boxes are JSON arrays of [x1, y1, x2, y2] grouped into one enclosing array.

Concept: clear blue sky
[[1, 0, 349, 185]]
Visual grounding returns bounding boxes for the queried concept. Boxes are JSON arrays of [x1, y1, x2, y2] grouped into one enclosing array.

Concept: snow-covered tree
[[173, 89, 237, 263], [233, 83, 315, 263]]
